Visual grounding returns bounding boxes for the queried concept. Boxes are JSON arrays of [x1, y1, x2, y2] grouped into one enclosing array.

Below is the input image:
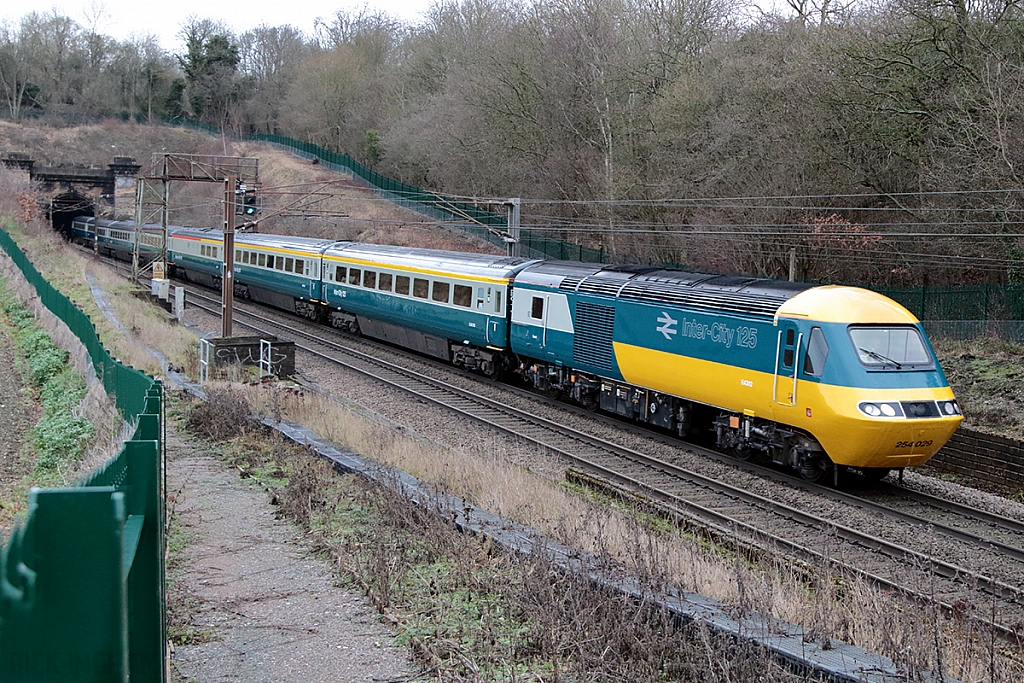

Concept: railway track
[[180, 286, 1024, 643]]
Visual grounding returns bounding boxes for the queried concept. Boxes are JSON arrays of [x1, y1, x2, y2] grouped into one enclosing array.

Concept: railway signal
[[234, 182, 261, 216]]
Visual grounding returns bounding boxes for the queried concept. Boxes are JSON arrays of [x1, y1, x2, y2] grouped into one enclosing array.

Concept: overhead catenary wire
[[158, 175, 1024, 276]]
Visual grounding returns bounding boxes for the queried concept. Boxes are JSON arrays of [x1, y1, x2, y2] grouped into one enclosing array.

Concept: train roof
[[78, 216, 162, 231], [323, 242, 540, 280], [517, 261, 814, 318], [778, 286, 920, 324], [236, 232, 344, 253], [169, 227, 343, 253]]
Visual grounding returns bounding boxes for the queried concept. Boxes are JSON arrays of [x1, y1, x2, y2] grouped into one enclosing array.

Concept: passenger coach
[[167, 228, 339, 320], [320, 243, 538, 376]]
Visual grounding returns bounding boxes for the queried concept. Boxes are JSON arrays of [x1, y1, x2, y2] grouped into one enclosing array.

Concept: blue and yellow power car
[[511, 262, 962, 482]]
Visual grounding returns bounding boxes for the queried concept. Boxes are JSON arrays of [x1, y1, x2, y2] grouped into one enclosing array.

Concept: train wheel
[[861, 468, 892, 483], [731, 446, 755, 461], [482, 363, 502, 381], [798, 454, 832, 484]]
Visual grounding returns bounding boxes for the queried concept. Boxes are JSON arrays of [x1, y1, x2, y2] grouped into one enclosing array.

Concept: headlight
[[858, 401, 905, 418], [937, 400, 961, 416]]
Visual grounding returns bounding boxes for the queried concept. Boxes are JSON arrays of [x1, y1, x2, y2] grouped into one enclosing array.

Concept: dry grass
[[179, 390, 803, 681], [226, 381, 1022, 682], [0, 214, 198, 376], [932, 336, 1024, 439]]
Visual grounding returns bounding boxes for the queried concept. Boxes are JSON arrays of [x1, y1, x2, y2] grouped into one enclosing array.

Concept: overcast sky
[[1, 0, 437, 52]]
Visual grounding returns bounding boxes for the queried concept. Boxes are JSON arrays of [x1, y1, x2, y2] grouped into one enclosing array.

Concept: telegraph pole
[[222, 175, 236, 337]]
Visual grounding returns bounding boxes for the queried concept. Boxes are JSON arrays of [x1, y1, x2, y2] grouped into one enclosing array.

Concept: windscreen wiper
[[859, 348, 902, 369]]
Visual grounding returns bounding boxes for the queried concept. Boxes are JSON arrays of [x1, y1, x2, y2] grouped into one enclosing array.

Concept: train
[[70, 216, 963, 483]]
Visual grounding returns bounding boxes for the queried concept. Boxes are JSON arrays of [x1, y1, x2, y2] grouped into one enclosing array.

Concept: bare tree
[[0, 21, 35, 120], [237, 24, 309, 132]]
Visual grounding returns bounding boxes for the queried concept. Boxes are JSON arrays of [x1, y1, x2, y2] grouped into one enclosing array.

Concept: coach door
[[773, 322, 802, 408]]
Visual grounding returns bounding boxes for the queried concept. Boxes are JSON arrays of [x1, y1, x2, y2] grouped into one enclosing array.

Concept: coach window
[[295, 259, 305, 275], [413, 278, 429, 299], [453, 284, 472, 308], [283, 257, 293, 273], [395, 275, 410, 295], [495, 290, 503, 313], [235, 249, 241, 262], [530, 296, 544, 320], [349, 268, 361, 286], [803, 327, 829, 377], [258, 253, 266, 267], [432, 281, 450, 303], [378, 272, 392, 292], [334, 265, 346, 282], [364, 270, 377, 289], [268, 255, 277, 269]]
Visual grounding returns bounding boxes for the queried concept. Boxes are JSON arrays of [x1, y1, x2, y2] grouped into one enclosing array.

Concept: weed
[[182, 387, 252, 441], [0, 280, 94, 472]]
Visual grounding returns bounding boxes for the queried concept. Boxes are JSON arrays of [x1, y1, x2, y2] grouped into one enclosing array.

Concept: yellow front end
[[613, 343, 962, 469], [767, 381, 962, 468]]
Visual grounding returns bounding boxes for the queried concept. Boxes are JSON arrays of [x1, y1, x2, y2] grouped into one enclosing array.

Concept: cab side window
[[530, 296, 544, 320], [803, 327, 829, 377], [783, 328, 796, 368]]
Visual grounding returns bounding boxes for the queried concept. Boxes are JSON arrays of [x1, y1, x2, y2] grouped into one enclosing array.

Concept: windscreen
[[848, 326, 933, 370]]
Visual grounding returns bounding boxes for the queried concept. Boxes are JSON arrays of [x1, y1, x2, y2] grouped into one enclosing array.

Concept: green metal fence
[[249, 133, 609, 263], [874, 284, 1024, 341], [0, 225, 165, 683], [875, 284, 1024, 322]]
